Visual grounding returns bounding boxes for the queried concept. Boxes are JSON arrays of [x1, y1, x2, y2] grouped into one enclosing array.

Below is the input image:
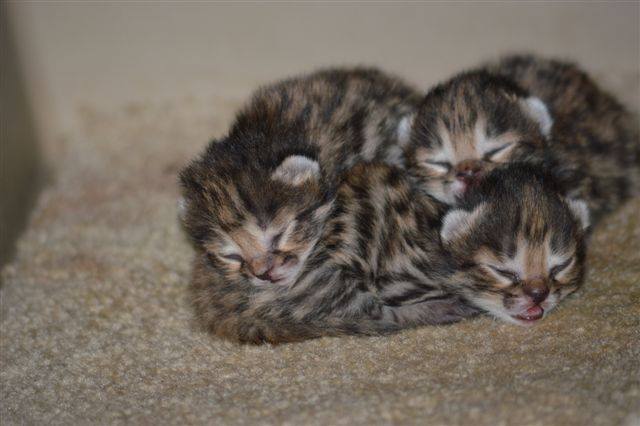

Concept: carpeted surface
[[1, 79, 639, 425]]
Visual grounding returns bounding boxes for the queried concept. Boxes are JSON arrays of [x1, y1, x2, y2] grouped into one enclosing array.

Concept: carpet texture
[[1, 78, 639, 425]]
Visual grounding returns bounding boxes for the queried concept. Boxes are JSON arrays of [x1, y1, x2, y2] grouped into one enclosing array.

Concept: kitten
[[442, 163, 589, 325], [180, 68, 422, 288], [489, 54, 640, 221], [405, 54, 640, 222], [190, 163, 589, 344]]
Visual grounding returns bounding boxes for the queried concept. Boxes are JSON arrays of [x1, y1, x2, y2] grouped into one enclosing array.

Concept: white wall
[[9, 2, 640, 142]]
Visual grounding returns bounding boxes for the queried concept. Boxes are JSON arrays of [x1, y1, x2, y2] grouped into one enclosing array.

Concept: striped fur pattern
[[190, 163, 587, 343], [442, 164, 588, 326], [189, 162, 480, 344], [180, 68, 422, 288], [488, 54, 640, 222], [406, 54, 640, 223]]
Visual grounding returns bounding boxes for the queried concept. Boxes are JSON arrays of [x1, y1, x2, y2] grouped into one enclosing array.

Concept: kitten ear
[[566, 198, 590, 231], [519, 96, 553, 137], [397, 113, 415, 147], [271, 155, 320, 186], [440, 204, 485, 243], [177, 196, 190, 223]]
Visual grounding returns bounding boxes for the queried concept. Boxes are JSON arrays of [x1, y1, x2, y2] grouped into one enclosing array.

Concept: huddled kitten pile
[[180, 55, 639, 343]]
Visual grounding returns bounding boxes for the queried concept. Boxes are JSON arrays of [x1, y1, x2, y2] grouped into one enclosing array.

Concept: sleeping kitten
[[180, 68, 422, 288], [489, 54, 640, 221], [190, 163, 589, 344], [405, 54, 640, 222], [442, 163, 589, 325]]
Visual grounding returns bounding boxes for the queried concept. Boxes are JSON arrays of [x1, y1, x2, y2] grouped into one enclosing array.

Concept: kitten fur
[[489, 54, 640, 221], [443, 163, 588, 326], [405, 54, 640, 222], [190, 162, 478, 344], [190, 163, 587, 344], [180, 68, 422, 288]]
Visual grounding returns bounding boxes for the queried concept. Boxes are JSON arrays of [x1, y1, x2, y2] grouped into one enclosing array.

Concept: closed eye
[[271, 232, 284, 249], [487, 265, 520, 283], [421, 160, 451, 174], [483, 143, 514, 161], [550, 258, 573, 279], [222, 253, 244, 263]]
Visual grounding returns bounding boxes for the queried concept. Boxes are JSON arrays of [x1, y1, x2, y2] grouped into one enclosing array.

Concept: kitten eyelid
[[421, 160, 451, 173], [487, 265, 520, 282], [271, 232, 284, 248], [221, 253, 244, 263], [482, 143, 514, 160], [550, 257, 573, 278]]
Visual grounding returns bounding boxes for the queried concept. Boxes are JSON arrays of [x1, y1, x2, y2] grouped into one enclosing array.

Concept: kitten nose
[[248, 257, 274, 278], [255, 269, 275, 282], [522, 279, 550, 305], [455, 160, 483, 183]]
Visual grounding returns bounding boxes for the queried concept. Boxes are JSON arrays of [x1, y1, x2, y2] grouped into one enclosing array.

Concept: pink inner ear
[[440, 210, 472, 242], [566, 199, 590, 230], [271, 155, 320, 186], [440, 204, 486, 243], [520, 97, 553, 136]]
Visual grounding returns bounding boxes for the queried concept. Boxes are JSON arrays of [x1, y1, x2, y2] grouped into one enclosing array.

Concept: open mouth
[[513, 305, 544, 322]]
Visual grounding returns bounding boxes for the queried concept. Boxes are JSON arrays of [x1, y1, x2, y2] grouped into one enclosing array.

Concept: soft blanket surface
[[1, 84, 639, 425]]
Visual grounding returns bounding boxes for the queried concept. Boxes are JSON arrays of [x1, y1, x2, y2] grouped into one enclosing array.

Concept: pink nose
[[522, 279, 550, 305], [248, 257, 274, 278], [455, 160, 483, 184], [255, 269, 275, 282]]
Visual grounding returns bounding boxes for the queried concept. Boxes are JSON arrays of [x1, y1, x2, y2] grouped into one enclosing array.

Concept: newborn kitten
[[443, 163, 589, 325], [181, 68, 421, 288], [489, 54, 640, 221], [405, 54, 640, 222], [190, 162, 477, 344], [190, 163, 588, 344]]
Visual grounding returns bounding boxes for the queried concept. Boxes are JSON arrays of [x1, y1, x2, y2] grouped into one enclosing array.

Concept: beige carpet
[[2, 80, 639, 425]]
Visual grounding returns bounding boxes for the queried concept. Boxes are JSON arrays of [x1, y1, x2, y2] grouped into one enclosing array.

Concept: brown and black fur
[[442, 163, 589, 325], [488, 54, 640, 221], [406, 54, 640, 223], [231, 67, 423, 180], [190, 162, 588, 343], [180, 68, 423, 289], [189, 162, 479, 344]]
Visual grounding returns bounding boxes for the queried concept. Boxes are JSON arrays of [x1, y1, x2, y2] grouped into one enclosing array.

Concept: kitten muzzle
[[453, 161, 486, 197]]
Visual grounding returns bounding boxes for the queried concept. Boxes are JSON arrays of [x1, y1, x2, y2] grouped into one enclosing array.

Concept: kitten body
[[406, 54, 640, 222], [190, 162, 478, 344], [181, 68, 422, 288], [191, 163, 588, 344], [489, 55, 640, 220]]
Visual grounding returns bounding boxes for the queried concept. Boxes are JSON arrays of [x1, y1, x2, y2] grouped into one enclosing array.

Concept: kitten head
[[405, 71, 552, 204], [180, 138, 333, 287], [441, 164, 589, 325]]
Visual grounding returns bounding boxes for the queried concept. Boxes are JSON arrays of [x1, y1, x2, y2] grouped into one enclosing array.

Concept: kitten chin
[[441, 163, 589, 326]]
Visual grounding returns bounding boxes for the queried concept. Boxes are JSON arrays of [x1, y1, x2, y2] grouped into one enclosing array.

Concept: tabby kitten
[[442, 164, 589, 325], [190, 163, 589, 344], [405, 54, 640, 222], [180, 68, 422, 288]]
